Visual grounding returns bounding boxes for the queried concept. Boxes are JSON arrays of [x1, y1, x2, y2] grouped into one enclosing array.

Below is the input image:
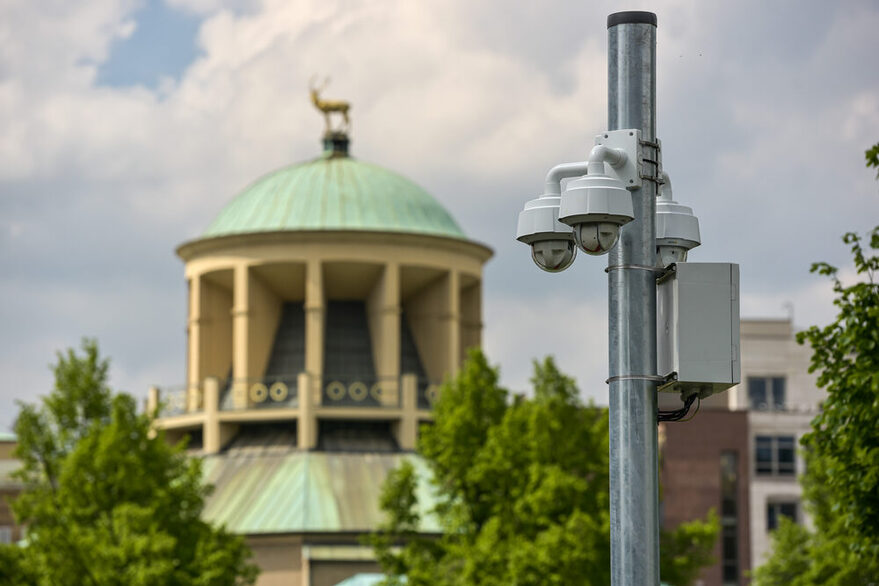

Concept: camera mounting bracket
[[593, 129, 658, 190]]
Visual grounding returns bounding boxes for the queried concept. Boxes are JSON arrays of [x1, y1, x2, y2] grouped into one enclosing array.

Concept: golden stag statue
[[309, 76, 350, 133]]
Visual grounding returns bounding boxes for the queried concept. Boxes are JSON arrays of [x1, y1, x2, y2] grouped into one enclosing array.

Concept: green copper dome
[[203, 145, 465, 240]]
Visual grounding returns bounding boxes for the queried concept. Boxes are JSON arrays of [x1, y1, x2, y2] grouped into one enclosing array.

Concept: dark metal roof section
[[266, 302, 306, 378], [324, 301, 376, 381], [318, 420, 399, 453], [400, 311, 427, 380]]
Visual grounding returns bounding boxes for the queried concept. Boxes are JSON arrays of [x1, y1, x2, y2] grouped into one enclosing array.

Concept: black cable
[[657, 393, 697, 422], [680, 396, 701, 422]]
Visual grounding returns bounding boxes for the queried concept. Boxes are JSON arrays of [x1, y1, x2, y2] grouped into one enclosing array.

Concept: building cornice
[[176, 230, 494, 264]]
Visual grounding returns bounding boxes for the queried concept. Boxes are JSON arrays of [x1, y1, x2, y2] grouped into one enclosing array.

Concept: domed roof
[[203, 144, 466, 240]]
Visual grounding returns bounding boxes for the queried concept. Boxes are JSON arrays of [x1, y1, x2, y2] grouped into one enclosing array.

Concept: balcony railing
[[152, 372, 440, 417], [156, 383, 202, 418], [319, 374, 401, 408], [220, 375, 300, 411], [417, 378, 442, 410]]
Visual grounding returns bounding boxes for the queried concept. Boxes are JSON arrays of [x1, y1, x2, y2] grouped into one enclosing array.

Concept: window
[[755, 435, 796, 476], [720, 452, 739, 585], [748, 376, 786, 410], [767, 501, 798, 531], [0, 526, 11, 544]]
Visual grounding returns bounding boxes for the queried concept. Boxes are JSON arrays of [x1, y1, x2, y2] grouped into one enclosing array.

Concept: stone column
[[369, 262, 401, 407], [459, 280, 483, 360], [301, 546, 311, 586], [232, 264, 251, 409], [297, 372, 316, 449], [203, 377, 221, 454], [187, 276, 202, 386], [447, 270, 461, 375], [399, 373, 418, 450], [304, 259, 325, 405]]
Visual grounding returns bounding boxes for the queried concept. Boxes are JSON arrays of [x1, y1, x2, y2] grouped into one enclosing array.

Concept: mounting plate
[[594, 129, 644, 189]]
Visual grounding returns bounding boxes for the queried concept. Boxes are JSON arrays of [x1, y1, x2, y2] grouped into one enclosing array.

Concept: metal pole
[[606, 11, 660, 586]]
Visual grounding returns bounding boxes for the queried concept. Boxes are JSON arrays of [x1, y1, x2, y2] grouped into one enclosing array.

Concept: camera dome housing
[[655, 174, 700, 267], [558, 165, 634, 256], [517, 194, 577, 272], [573, 221, 622, 256], [530, 239, 577, 272]]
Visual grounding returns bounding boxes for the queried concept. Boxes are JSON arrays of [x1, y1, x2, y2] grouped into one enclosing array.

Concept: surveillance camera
[[516, 194, 577, 272], [573, 222, 621, 256], [655, 173, 700, 268], [558, 164, 634, 256], [657, 243, 690, 267], [530, 238, 577, 272]]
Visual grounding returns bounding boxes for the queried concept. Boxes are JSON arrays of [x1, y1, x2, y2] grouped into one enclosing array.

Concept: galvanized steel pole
[[606, 11, 660, 586]]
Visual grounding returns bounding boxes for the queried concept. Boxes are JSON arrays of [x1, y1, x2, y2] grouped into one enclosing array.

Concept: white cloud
[[0, 0, 143, 87], [0, 0, 877, 430]]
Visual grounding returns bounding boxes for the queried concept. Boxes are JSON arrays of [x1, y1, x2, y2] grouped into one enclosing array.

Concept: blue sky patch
[[97, 0, 201, 89]]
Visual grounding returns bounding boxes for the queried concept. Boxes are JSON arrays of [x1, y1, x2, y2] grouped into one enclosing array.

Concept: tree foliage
[[369, 350, 717, 585], [660, 511, 720, 586], [0, 339, 259, 586], [753, 226, 879, 585], [866, 142, 879, 179]]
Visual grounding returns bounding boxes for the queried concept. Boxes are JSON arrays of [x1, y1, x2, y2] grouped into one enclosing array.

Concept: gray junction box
[[657, 262, 741, 399]]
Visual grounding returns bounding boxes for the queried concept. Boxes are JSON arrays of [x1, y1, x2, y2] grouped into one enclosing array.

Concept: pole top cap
[[607, 11, 657, 28]]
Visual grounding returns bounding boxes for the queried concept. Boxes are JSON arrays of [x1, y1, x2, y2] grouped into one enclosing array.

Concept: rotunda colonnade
[[149, 136, 492, 455]]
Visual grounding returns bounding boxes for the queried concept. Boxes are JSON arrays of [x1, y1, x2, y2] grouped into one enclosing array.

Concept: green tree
[[866, 142, 879, 178], [0, 339, 259, 586], [369, 350, 717, 585], [753, 225, 879, 585], [660, 511, 720, 586]]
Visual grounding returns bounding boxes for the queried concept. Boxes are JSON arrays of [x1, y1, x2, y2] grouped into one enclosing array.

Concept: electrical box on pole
[[656, 262, 741, 399]]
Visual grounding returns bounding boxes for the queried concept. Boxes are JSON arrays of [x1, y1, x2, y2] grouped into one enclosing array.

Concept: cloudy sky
[[1, 0, 877, 431]]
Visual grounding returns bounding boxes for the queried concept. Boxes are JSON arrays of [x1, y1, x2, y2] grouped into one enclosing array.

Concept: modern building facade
[[735, 320, 818, 572], [660, 318, 822, 585], [150, 129, 492, 585]]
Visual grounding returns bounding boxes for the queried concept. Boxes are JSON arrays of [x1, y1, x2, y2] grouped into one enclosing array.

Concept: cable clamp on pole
[[606, 374, 667, 384], [605, 264, 663, 274]]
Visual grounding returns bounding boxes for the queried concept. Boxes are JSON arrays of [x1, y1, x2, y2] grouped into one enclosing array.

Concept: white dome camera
[[655, 173, 700, 268], [516, 195, 577, 272], [530, 238, 577, 273], [516, 131, 641, 267], [559, 160, 634, 256]]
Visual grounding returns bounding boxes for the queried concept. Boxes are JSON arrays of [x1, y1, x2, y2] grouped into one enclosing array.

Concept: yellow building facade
[[151, 131, 491, 586]]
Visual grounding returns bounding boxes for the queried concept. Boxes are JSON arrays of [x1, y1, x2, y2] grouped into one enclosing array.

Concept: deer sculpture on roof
[[309, 76, 351, 133]]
